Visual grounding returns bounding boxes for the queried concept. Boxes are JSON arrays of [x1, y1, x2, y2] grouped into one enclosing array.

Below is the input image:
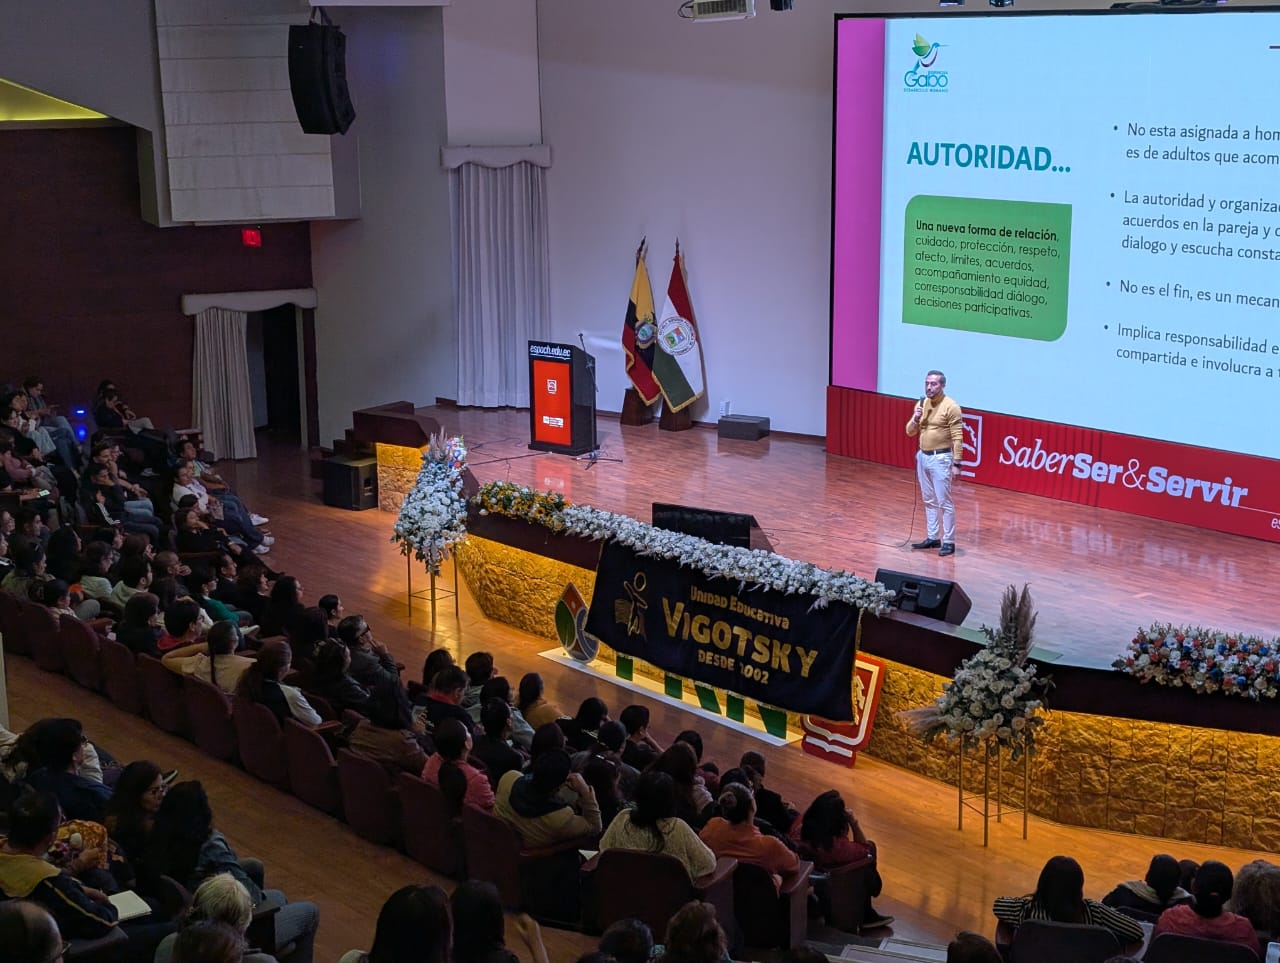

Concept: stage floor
[[441, 407, 1274, 668]]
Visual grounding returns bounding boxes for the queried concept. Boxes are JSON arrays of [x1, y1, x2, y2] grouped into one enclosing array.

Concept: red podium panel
[[528, 341, 596, 455]]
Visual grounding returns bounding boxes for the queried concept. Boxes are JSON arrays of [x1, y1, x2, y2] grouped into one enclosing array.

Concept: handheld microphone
[[579, 332, 586, 350]]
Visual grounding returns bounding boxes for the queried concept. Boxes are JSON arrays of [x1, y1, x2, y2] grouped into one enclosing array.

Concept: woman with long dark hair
[[233, 638, 321, 727], [142, 781, 320, 963], [599, 770, 715, 881], [339, 884, 451, 963], [516, 672, 563, 730], [794, 789, 893, 931], [162, 620, 253, 695], [259, 575, 303, 639], [104, 760, 167, 862], [994, 855, 1144, 947]]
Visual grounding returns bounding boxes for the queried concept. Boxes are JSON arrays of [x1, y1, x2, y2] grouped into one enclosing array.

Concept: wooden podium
[[528, 341, 596, 456]]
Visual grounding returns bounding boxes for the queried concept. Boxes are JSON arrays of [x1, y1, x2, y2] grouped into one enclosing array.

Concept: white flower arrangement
[[391, 432, 468, 576], [900, 584, 1050, 760], [473, 481, 895, 615]]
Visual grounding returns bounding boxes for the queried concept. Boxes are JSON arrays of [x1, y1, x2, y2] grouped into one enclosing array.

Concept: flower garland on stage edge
[[391, 432, 468, 576], [899, 584, 1050, 761], [472, 481, 895, 616], [1113, 625, 1280, 700]]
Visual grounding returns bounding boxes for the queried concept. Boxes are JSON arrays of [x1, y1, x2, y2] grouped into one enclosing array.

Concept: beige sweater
[[599, 810, 716, 881]]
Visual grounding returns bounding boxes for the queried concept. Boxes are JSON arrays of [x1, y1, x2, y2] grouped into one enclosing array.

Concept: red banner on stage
[[827, 385, 1280, 544]]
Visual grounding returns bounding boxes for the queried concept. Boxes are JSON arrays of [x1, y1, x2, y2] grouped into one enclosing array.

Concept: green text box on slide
[[902, 195, 1072, 341]]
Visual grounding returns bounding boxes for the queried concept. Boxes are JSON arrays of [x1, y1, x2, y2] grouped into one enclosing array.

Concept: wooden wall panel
[[0, 127, 312, 428]]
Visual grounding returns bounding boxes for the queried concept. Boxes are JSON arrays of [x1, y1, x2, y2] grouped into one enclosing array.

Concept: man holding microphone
[[906, 370, 963, 557]]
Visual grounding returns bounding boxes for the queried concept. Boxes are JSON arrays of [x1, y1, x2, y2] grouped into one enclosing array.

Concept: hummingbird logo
[[911, 34, 941, 70]]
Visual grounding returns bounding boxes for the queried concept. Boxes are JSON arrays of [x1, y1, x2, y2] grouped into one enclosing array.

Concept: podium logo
[[961, 413, 982, 478], [541, 415, 564, 429], [904, 34, 949, 92], [546, 379, 558, 395]]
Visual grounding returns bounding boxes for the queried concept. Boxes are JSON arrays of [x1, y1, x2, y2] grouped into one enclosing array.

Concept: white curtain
[[450, 156, 551, 407], [192, 307, 257, 460]]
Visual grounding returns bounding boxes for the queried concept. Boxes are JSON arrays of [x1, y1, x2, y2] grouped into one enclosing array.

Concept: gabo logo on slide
[[905, 34, 949, 92]]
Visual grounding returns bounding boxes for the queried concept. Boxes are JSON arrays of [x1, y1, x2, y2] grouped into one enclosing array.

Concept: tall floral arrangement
[[900, 584, 1050, 760], [391, 432, 468, 575], [1114, 625, 1280, 700]]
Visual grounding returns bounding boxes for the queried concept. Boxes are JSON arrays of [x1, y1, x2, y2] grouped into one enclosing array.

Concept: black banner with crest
[[584, 541, 861, 720]]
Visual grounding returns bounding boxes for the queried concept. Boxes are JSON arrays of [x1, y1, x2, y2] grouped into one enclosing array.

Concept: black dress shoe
[[911, 538, 941, 550], [939, 542, 956, 556]]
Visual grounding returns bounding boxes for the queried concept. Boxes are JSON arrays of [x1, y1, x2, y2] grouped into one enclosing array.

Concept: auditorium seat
[[184, 675, 238, 761], [732, 859, 813, 951], [58, 615, 104, 691], [101, 639, 145, 715], [284, 718, 341, 816], [818, 852, 879, 932], [1007, 919, 1121, 963], [0, 592, 26, 654], [396, 772, 463, 877], [233, 699, 290, 791], [138, 653, 188, 736], [27, 606, 63, 673], [581, 849, 737, 939], [337, 749, 400, 846], [1143, 933, 1261, 963]]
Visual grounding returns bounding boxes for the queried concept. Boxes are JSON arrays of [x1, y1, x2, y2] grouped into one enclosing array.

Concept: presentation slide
[[831, 11, 1280, 461]]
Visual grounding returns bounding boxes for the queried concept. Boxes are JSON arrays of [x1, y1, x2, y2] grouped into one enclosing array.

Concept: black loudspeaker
[[288, 23, 356, 135], [322, 455, 377, 511], [652, 503, 758, 550], [874, 568, 972, 625]]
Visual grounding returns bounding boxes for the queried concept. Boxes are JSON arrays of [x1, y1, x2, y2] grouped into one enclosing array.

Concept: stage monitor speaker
[[874, 568, 972, 625], [322, 455, 377, 511], [288, 23, 356, 135], [652, 503, 757, 550]]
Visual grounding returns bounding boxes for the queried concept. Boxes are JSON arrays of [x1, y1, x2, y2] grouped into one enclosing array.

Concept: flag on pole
[[653, 241, 705, 412], [621, 239, 661, 404]]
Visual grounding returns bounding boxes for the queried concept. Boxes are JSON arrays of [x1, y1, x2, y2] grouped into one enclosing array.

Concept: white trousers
[[916, 449, 956, 543]]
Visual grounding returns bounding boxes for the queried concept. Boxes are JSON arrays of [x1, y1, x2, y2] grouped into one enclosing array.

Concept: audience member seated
[[175, 507, 246, 561], [0, 899, 65, 963], [573, 721, 640, 801], [345, 712, 430, 778], [417, 720, 491, 812], [44, 527, 81, 583], [495, 748, 601, 848], [793, 789, 892, 931], [163, 620, 255, 694], [559, 698, 610, 753], [92, 385, 170, 472], [582, 755, 627, 829], [528, 721, 569, 765], [598, 918, 655, 963], [462, 652, 497, 718], [1153, 859, 1262, 957], [599, 771, 715, 881], [22, 718, 113, 822], [739, 751, 798, 834], [142, 781, 319, 963], [259, 576, 305, 639], [171, 919, 249, 963], [82, 462, 161, 543], [158, 599, 206, 654], [674, 731, 719, 794], [336, 615, 401, 695], [173, 461, 269, 554], [471, 699, 526, 791], [117, 591, 164, 656], [155, 873, 277, 963], [1102, 853, 1192, 917], [479, 676, 533, 751], [517, 673, 564, 730], [104, 760, 169, 863], [78, 541, 119, 607], [2, 543, 50, 600], [109, 555, 153, 611], [946, 932, 1003, 963], [233, 567, 272, 624], [234, 639, 321, 727], [185, 564, 244, 627], [994, 855, 1144, 948], [339, 883, 451, 963], [310, 638, 376, 717], [650, 744, 713, 828], [286, 608, 328, 669], [451, 880, 549, 963], [41, 577, 106, 628], [317, 593, 343, 636], [415, 666, 476, 736], [419, 648, 456, 696], [699, 781, 799, 890], [1227, 859, 1280, 946], [655, 900, 729, 963], [174, 444, 271, 540], [619, 705, 663, 772], [0, 791, 120, 939]]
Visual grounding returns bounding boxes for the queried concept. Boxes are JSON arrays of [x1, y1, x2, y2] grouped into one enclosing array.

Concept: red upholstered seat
[[138, 653, 188, 736], [337, 749, 400, 846], [732, 859, 813, 951], [1007, 920, 1121, 963], [820, 852, 879, 932], [184, 674, 238, 761], [582, 849, 737, 941], [101, 639, 144, 715], [396, 772, 464, 877], [59, 615, 104, 691], [233, 699, 290, 791], [27, 605, 63, 673], [0, 592, 26, 654], [284, 718, 341, 816]]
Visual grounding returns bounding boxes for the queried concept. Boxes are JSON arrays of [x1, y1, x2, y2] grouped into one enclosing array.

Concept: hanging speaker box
[[288, 23, 357, 135]]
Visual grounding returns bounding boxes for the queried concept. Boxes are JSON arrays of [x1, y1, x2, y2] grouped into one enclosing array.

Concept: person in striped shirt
[[993, 855, 1145, 947]]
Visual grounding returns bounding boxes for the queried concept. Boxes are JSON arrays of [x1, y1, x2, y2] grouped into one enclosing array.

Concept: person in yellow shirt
[[905, 370, 963, 557]]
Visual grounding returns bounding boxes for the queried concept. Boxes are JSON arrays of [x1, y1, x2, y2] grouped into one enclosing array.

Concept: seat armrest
[[695, 856, 738, 889], [780, 859, 813, 896], [522, 833, 599, 860]]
